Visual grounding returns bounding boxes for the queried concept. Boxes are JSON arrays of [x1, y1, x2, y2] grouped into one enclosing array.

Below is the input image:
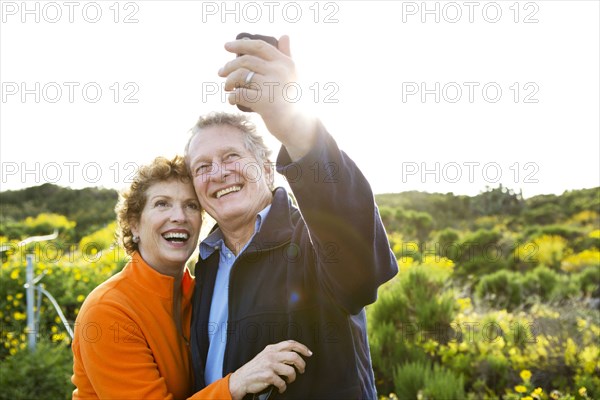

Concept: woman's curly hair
[[115, 155, 195, 254]]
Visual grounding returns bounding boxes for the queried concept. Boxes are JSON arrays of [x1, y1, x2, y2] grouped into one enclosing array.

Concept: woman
[[71, 155, 311, 400]]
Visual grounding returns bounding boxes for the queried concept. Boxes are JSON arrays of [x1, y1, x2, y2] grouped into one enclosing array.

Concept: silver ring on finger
[[245, 70, 256, 86]]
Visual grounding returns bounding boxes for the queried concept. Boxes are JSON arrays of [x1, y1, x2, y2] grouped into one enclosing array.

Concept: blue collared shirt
[[200, 204, 271, 385]]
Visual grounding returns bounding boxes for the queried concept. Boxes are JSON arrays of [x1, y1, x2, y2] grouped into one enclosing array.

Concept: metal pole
[[39, 287, 74, 339], [26, 253, 36, 351]]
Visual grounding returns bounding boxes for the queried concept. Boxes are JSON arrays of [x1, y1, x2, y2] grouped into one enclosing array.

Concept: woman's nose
[[170, 204, 186, 222]]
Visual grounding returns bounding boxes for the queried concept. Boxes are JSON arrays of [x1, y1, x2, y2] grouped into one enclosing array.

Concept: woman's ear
[[130, 219, 139, 237]]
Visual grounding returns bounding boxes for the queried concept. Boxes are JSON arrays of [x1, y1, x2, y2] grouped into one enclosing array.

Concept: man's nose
[[208, 161, 233, 182]]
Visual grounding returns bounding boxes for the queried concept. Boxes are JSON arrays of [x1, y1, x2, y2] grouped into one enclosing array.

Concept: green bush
[[449, 229, 508, 278], [393, 361, 429, 399], [572, 234, 600, 253], [474, 354, 510, 395], [522, 265, 559, 302], [523, 224, 582, 242], [574, 373, 600, 399], [522, 202, 564, 225], [448, 230, 501, 261], [459, 255, 507, 278], [551, 275, 581, 303], [476, 266, 581, 309], [0, 340, 74, 400], [422, 364, 465, 400], [577, 266, 600, 296], [436, 228, 460, 259], [475, 270, 523, 310], [380, 206, 400, 233], [368, 267, 456, 394], [393, 361, 465, 400]]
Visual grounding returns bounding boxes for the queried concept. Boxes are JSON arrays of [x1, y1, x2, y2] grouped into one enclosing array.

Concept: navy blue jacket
[[191, 124, 398, 399]]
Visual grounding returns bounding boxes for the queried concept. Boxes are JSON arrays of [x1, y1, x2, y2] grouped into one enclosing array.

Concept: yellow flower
[[52, 333, 66, 342], [565, 338, 578, 366], [16, 293, 23, 299], [579, 387, 587, 396], [10, 270, 19, 280], [6, 294, 13, 301], [533, 387, 543, 395], [77, 294, 86, 302], [515, 385, 527, 393], [457, 297, 472, 312], [13, 311, 26, 321], [580, 345, 599, 374], [422, 339, 438, 356], [522, 397, 533, 400], [520, 369, 532, 381]]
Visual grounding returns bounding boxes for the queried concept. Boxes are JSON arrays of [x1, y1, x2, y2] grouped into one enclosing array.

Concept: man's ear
[[264, 160, 275, 187]]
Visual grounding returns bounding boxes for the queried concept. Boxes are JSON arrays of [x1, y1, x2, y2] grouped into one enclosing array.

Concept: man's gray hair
[[185, 112, 272, 165]]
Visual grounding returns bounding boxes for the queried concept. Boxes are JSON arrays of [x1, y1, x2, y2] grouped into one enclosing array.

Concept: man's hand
[[218, 35, 318, 161], [228, 340, 312, 400]]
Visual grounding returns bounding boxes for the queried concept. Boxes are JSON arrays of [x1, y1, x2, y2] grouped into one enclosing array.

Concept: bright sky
[[1, 1, 599, 198]]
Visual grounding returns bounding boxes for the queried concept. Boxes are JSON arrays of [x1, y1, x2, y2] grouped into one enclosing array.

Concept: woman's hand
[[228, 340, 312, 400]]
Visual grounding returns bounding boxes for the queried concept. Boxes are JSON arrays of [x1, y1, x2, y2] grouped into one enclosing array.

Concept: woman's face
[[131, 179, 202, 274]]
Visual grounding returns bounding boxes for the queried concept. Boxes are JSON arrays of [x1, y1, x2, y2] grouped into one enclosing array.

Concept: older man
[[186, 36, 398, 399]]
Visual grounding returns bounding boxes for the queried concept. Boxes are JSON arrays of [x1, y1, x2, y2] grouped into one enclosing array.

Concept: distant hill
[[0, 183, 119, 241], [1, 183, 598, 241], [376, 186, 599, 224]]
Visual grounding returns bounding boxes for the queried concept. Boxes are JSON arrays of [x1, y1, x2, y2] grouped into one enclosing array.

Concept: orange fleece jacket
[[71, 252, 232, 399]]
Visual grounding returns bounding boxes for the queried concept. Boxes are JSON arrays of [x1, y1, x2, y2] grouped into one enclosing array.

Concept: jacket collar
[[126, 251, 194, 301], [201, 187, 296, 254], [251, 187, 296, 249]]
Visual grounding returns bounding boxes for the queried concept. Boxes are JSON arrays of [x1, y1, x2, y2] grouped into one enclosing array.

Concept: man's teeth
[[163, 232, 189, 242], [216, 186, 241, 199]]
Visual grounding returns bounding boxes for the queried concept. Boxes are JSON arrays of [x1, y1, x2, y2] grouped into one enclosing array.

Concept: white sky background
[[0, 0, 598, 198]]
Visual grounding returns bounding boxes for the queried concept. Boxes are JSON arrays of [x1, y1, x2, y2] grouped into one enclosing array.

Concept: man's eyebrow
[[191, 146, 244, 163], [221, 146, 242, 154], [190, 154, 211, 165]]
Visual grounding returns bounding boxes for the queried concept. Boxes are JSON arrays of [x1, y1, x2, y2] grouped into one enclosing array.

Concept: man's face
[[187, 125, 273, 227]]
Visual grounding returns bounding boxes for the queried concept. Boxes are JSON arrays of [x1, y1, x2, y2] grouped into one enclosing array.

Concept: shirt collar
[[199, 204, 272, 259]]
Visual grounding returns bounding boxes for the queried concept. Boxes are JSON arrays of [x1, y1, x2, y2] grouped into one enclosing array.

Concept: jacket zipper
[[221, 239, 292, 376]]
